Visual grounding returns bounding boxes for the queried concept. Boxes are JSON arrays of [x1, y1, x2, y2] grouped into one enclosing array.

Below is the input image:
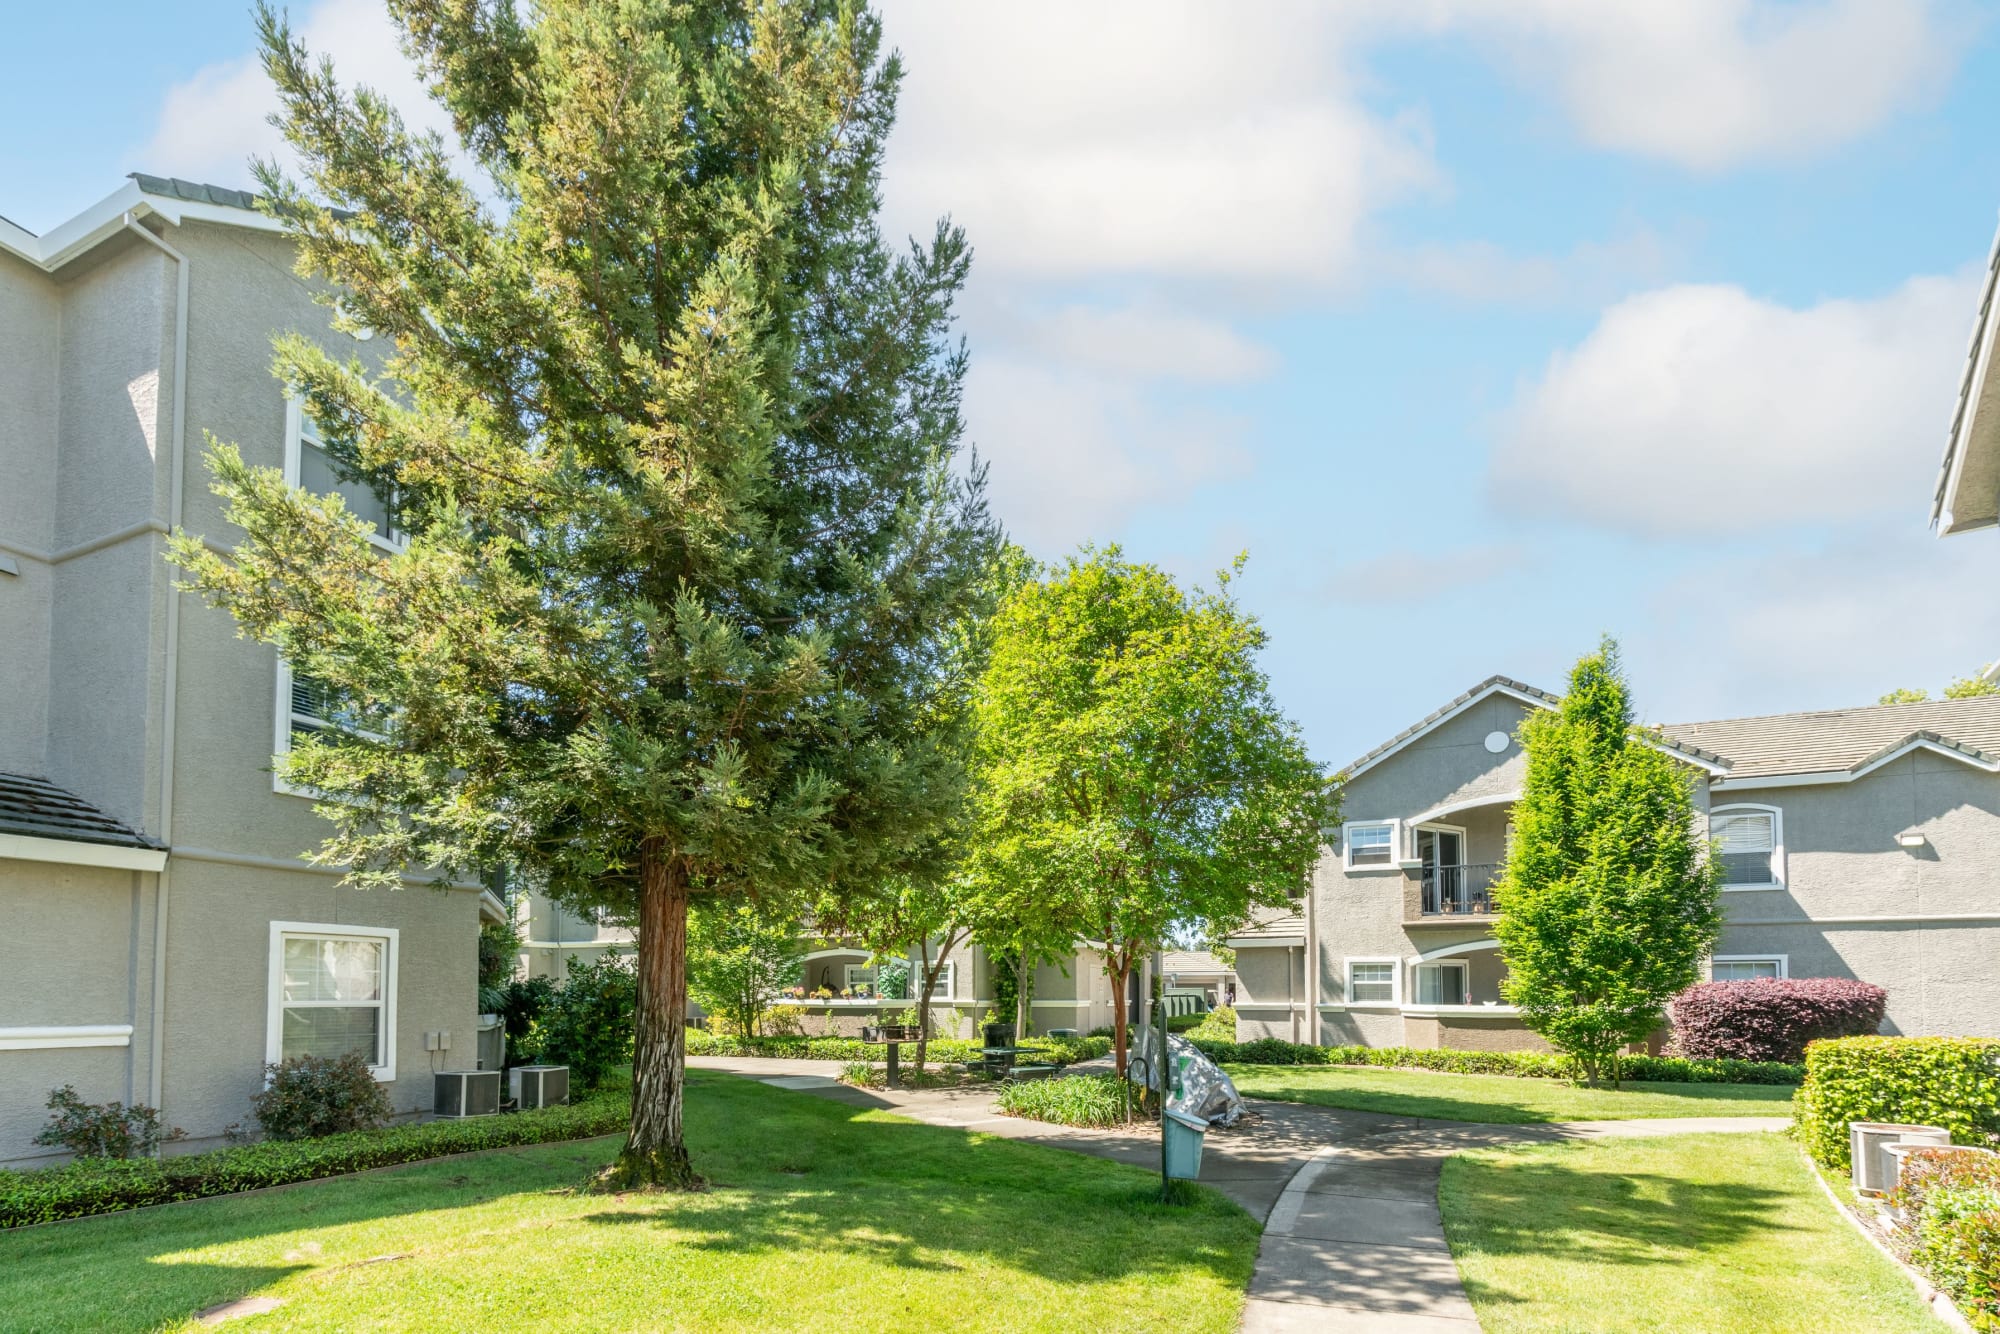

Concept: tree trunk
[[1014, 954, 1031, 1037], [606, 843, 700, 1190], [1109, 962, 1130, 1078], [914, 941, 937, 1072]]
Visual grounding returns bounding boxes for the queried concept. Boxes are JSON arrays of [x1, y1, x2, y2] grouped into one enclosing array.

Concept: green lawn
[[1224, 1065, 1797, 1123], [1440, 1132, 1938, 1333], [0, 1073, 1257, 1333]]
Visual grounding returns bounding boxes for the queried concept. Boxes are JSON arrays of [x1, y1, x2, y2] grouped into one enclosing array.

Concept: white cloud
[[1017, 304, 1278, 384], [1383, 231, 1673, 306], [966, 358, 1250, 552], [139, 0, 447, 188], [1490, 272, 1978, 537], [876, 2, 1438, 285], [1411, 0, 1955, 170]]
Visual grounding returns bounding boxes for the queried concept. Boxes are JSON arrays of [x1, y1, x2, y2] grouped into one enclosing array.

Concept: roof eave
[[0, 178, 289, 273]]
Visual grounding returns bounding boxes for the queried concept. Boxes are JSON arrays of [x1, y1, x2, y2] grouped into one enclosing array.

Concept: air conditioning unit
[[509, 1064, 570, 1110], [434, 1069, 502, 1119]]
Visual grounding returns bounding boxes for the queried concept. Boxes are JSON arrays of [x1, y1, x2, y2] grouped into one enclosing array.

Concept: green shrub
[[1892, 1148, 2000, 1330], [476, 916, 523, 1011], [1185, 1006, 1237, 1042], [1185, 1037, 1802, 1085], [1795, 1036, 2000, 1170], [531, 953, 637, 1089], [32, 1088, 183, 1161], [250, 1054, 393, 1141], [495, 974, 557, 1061], [685, 1029, 1112, 1066], [0, 1089, 630, 1228], [997, 1074, 1132, 1128]]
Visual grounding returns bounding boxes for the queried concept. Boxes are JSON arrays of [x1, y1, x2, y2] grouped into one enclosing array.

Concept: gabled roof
[[1933, 212, 2000, 536], [1660, 694, 2000, 783], [0, 772, 161, 851], [1161, 950, 1229, 977], [1227, 907, 1304, 947], [0, 173, 287, 273], [1341, 675, 1728, 780]]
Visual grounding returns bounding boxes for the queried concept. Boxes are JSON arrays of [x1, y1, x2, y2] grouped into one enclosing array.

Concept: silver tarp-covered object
[[1130, 1026, 1244, 1127]]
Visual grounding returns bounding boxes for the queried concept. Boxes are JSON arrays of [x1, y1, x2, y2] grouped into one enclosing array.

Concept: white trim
[[286, 398, 404, 554], [1709, 954, 1789, 981], [169, 845, 482, 891], [1726, 913, 2000, 926], [266, 921, 398, 1082], [1341, 820, 1401, 872], [1404, 790, 1520, 830], [1400, 1004, 1521, 1018], [1411, 958, 1470, 1006], [0, 1024, 134, 1051], [1711, 802, 1785, 891], [798, 947, 870, 962], [0, 833, 165, 872], [1344, 956, 1400, 1008], [1407, 937, 1502, 965], [1228, 934, 1305, 948], [1935, 212, 2000, 534], [1712, 738, 2000, 791], [0, 180, 291, 273]]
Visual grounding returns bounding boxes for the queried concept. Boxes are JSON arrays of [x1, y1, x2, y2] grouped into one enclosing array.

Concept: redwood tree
[[170, 0, 994, 1187]]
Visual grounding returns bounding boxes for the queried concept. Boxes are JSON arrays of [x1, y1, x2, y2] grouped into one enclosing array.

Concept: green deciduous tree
[[168, 0, 994, 1188], [1495, 639, 1724, 1085], [965, 550, 1327, 1077], [1880, 670, 2000, 705], [687, 903, 805, 1039]]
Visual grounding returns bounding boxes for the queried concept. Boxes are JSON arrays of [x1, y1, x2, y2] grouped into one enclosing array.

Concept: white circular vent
[[1484, 731, 1510, 753]]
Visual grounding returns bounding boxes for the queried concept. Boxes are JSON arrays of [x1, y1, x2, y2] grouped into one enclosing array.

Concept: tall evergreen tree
[[169, 0, 995, 1187], [1495, 639, 1723, 1085], [964, 550, 1327, 1078]]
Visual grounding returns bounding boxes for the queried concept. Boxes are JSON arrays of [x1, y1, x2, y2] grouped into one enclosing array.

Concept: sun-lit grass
[[1226, 1064, 1796, 1123], [1440, 1132, 1937, 1333], [0, 1073, 1257, 1333]]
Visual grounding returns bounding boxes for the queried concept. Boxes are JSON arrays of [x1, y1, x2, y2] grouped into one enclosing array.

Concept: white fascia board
[[1227, 935, 1305, 949], [1713, 738, 2000, 791], [1404, 790, 1522, 829], [0, 1024, 135, 1051], [1345, 684, 1554, 781], [1, 180, 289, 273], [1936, 212, 2000, 534], [0, 833, 166, 872]]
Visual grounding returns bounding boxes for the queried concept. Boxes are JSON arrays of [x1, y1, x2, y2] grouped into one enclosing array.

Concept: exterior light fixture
[[1896, 831, 1927, 849]]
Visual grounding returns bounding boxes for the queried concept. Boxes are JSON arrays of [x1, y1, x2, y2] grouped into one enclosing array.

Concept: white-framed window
[[272, 659, 383, 797], [843, 963, 877, 995], [1343, 821, 1399, 871], [1710, 955, 1788, 982], [285, 398, 403, 552], [1345, 958, 1399, 1006], [266, 921, 398, 1081], [1413, 961, 1468, 1006], [1712, 804, 1784, 889], [922, 960, 957, 1001]]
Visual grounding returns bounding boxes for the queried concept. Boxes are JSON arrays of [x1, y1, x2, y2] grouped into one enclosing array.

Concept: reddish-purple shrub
[[1668, 977, 1886, 1063]]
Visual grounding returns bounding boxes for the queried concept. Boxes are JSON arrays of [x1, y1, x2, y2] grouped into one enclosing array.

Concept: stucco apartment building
[[0, 176, 504, 1165], [1233, 676, 2000, 1050], [772, 936, 1123, 1038]]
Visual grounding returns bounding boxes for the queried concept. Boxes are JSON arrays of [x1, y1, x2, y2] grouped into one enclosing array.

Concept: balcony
[[1420, 863, 1500, 917]]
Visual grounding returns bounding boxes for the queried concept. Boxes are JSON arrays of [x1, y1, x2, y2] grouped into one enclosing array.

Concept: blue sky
[[6, 1, 1999, 768]]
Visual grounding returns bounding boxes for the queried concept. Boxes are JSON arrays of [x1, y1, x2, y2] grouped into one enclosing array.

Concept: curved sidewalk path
[[687, 1056, 1788, 1333]]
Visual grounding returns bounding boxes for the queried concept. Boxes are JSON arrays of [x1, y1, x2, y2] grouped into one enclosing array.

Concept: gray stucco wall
[[0, 211, 483, 1161]]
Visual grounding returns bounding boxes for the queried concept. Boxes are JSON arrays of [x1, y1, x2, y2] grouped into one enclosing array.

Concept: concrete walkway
[[687, 1055, 1789, 1333]]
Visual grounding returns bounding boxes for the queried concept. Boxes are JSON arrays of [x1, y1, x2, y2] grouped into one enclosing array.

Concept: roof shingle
[[0, 773, 161, 850], [1658, 695, 2000, 779]]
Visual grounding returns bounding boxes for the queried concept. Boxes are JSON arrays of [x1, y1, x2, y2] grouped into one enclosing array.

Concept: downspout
[[125, 215, 188, 1115], [1304, 877, 1319, 1044]]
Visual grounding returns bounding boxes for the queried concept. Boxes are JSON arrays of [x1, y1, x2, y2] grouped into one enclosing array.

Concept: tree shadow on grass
[[1440, 1149, 1799, 1310], [1236, 1074, 1793, 1126], [583, 1081, 1258, 1291]]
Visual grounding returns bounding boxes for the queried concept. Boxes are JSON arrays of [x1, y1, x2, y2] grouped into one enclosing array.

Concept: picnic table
[[979, 1043, 1060, 1082]]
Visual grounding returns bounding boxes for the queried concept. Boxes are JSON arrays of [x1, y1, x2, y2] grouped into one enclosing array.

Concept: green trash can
[[1163, 1108, 1207, 1181]]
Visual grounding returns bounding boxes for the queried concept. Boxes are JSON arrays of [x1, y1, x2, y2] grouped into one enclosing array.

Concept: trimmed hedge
[[1668, 978, 1886, 1063], [1892, 1148, 2000, 1330], [1795, 1036, 2000, 1170], [1186, 1037, 1802, 1085], [1, 1090, 630, 1229], [685, 1029, 1113, 1066]]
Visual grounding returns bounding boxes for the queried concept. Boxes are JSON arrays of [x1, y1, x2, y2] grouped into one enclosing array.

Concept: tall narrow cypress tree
[[1494, 640, 1723, 1085], [170, 0, 995, 1187]]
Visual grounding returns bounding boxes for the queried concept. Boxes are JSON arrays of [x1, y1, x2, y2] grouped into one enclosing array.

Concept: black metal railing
[[1420, 863, 1499, 915]]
